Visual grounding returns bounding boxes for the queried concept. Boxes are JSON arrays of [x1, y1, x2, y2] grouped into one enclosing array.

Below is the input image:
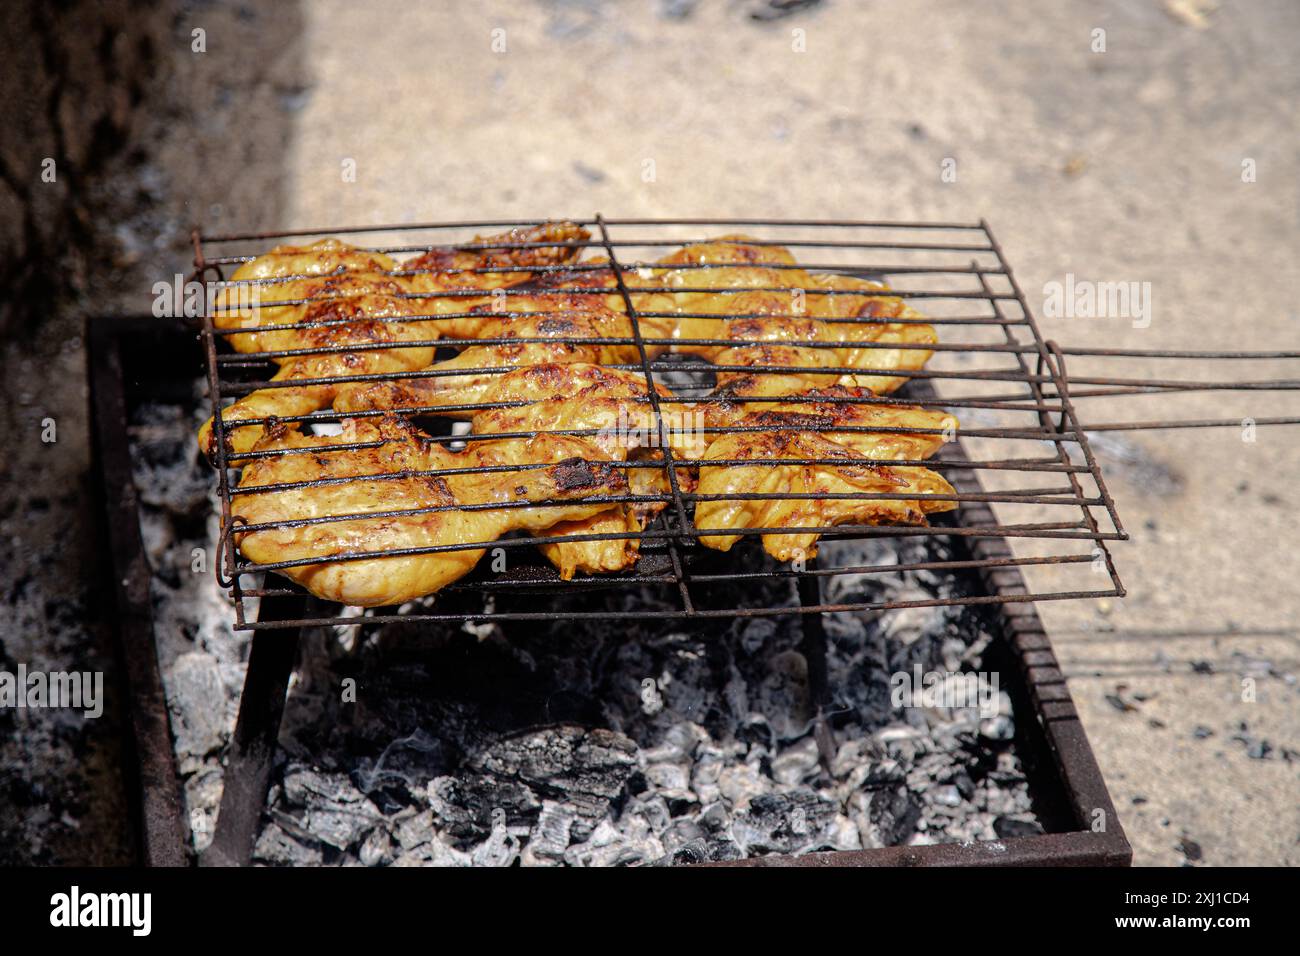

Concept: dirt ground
[[3, 0, 1296, 865]]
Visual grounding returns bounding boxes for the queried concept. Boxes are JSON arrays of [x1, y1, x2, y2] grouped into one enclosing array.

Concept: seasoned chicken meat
[[334, 362, 692, 578], [694, 431, 957, 561], [692, 385, 957, 560], [402, 221, 592, 296], [649, 238, 936, 395], [203, 229, 961, 598], [232, 416, 628, 606], [335, 362, 663, 419], [401, 302, 643, 399], [201, 224, 590, 456], [200, 272, 437, 456]]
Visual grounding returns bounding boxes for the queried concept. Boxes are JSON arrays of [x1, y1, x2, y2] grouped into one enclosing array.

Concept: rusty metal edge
[[87, 314, 191, 867], [714, 831, 1128, 867]]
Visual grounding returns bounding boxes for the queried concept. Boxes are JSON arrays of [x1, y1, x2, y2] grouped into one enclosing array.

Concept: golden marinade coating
[[232, 416, 629, 606]]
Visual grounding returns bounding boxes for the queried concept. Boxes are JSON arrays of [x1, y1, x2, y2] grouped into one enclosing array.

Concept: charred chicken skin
[[401, 221, 592, 297]]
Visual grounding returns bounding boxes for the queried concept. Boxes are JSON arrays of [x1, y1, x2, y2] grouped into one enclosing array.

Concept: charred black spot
[[536, 317, 577, 335], [264, 416, 289, 441], [552, 456, 617, 491], [749, 411, 833, 430]]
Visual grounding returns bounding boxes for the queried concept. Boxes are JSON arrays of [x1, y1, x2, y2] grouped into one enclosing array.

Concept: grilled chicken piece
[[430, 290, 656, 365], [232, 416, 628, 606], [402, 221, 591, 295], [211, 240, 401, 352], [532, 235, 934, 392], [535, 454, 685, 579], [211, 223, 586, 346], [694, 430, 957, 562], [470, 395, 702, 460], [408, 305, 643, 397], [199, 272, 437, 456], [201, 225, 588, 457], [692, 385, 958, 561], [624, 236, 936, 394], [399, 222, 594, 335], [465, 383, 701, 577], [335, 362, 668, 420], [701, 385, 957, 462], [334, 363, 693, 578], [533, 260, 680, 352]]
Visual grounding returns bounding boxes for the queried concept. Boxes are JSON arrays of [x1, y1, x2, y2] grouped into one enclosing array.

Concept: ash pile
[[131, 399, 1041, 867]]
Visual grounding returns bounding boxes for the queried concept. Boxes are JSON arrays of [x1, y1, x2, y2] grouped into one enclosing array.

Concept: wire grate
[[192, 217, 1148, 630]]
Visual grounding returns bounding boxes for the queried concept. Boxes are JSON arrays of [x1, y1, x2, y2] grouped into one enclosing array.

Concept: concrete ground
[[3, 0, 1296, 865]]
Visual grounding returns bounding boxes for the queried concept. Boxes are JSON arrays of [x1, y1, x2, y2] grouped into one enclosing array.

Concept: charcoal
[[994, 816, 1044, 839], [283, 765, 368, 809], [304, 807, 378, 850], [644, 760, 692, 795], [980, 714, 1015, 741], [823, 814, 864, 851], [527, 801, 577, 862], [564, 819, 663, 867], [670, 841, 709, 865], [717, 761, 771, 809], [863, 785, 923, 848], [661, 817, 705, 852], [697, 801, 730, 833], [391, 838, 472, 867], [252, 822, 322, 866], [706, 839, 746, 862], [739, 618, 778, 655], [358, 826, 392, 867], [736, 713, 777, 752], [690, 748, 728, 804], [731, 790, 838, 854], [647, 721, 707, 762], [931, 784, 962, 808], [467, 725, 638, 838], [879, 595, 945, 646], [771, 738, 820, 785], [471, 826, 521, 867], [756, 651, 815, 739], [624, 794, 672, 834], [427, 775, 541, 844], [395, 809, 436, 850]]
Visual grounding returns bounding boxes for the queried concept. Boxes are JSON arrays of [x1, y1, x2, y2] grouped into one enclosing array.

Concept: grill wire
[[190, 218, 1297, 630]]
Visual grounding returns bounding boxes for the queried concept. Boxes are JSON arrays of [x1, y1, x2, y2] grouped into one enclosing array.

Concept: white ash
[[130, 395, 1042, 866]]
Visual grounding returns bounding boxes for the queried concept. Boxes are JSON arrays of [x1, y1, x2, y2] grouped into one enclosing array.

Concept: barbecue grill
[[89, 217, 1298, 868], [195, 218, 1130, 629]]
